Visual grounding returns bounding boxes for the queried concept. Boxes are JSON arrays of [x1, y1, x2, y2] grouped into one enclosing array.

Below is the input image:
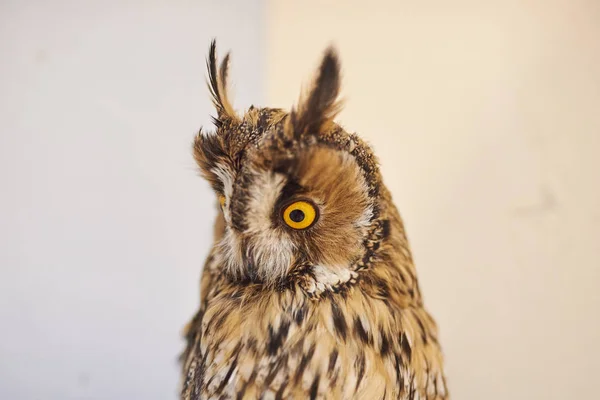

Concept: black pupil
[[289, 209, 305, 223]]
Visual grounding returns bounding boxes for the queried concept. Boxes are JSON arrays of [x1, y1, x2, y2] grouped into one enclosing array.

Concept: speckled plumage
[[180, 41, 448, 400]]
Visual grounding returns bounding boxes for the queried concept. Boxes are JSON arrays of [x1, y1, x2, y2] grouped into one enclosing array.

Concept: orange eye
[[282, 200, 318, 230], [218, 195, 226, 208]]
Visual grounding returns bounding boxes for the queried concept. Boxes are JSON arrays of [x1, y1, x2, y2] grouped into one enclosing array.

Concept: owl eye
[[218, 195, 226, 208], [282, 200, 318, 230]]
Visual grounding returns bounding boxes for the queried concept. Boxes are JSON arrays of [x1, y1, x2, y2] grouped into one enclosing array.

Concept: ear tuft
[[292, 47, 343, 136], [207, 40, 239, 123]]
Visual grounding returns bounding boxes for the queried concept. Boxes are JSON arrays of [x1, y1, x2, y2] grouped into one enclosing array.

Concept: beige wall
[[267, 1, 600, 398], [0, 1, 265, 398]]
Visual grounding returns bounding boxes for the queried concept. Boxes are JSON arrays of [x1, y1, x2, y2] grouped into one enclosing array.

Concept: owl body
[[181, 42, 448, 400]]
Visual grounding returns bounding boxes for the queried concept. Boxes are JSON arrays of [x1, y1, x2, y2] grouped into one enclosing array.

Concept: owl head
[[194, 41, 389, 290]]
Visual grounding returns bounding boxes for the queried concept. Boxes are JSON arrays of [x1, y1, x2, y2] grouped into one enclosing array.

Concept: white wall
[[0, 1, 264, 399], [267, 1, 600, 399]]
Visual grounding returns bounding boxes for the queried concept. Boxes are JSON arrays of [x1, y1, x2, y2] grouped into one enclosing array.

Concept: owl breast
[[180, 256, 448, 400]]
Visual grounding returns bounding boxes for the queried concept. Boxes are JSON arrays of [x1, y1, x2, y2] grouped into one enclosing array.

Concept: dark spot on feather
[[331, 302, 347, 341], [381, 219, 391, 239], [368, 186, 378, 199], [309, 374, 320, 400], [267, 319, 290, 355], [380, 330, 390, 356], [361, 251, 372, 266], [216, 354, 238, 394], [354, 351, 366, 392], [394, 353, 403, 394], [330, 368, 340, 387], [264, 354, 287, 387], [204, 368, 216, 389], [211, 312, 228, 331], [375, 279, 390, 298], [294, 306, 306, 325], [328, 350, 338, 376], [294, 342, 316, 384], [354, 316, 370, 344], [237, 369, 258, 400], [247, 337, 258, 355], [397, 270, 408, 285], [274, 383, 286, 400], [401, 333, 412, 361], [415, 316, 429, 344]]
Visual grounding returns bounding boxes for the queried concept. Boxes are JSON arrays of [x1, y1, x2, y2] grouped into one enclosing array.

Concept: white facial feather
[[214, 170, 296, 283], [216, 228, 245, 279], [244, 172, 295, 282]]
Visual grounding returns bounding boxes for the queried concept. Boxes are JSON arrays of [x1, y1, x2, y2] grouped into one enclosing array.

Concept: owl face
[[194, 42, 383, 287]]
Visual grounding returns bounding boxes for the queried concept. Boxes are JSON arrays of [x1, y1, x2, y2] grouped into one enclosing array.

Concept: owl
[[180, 41, 448, 400]]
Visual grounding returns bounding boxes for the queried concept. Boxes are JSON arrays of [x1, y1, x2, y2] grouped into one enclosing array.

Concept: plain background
[[1, 0, 599, 399], [268, 1, 600, 399], [0, 1, 263, 399]]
